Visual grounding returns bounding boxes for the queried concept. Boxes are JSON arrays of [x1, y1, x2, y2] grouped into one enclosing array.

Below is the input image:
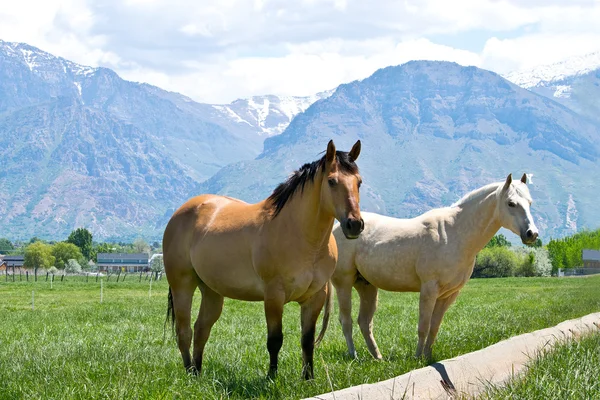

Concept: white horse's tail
[[315, 279, 333, 346]]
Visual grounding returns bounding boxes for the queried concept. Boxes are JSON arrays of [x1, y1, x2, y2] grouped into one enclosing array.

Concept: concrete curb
[[304, 312, 600, 400]]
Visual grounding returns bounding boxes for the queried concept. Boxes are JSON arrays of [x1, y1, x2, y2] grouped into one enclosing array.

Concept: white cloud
[[481, 33, 600, 73], [1, 0, 600, 103]]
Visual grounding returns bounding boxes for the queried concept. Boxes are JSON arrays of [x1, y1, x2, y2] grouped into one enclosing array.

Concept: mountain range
[[1, 40, 599, 240], [0, 40, 331, 240], [201, 61, 600, 239]]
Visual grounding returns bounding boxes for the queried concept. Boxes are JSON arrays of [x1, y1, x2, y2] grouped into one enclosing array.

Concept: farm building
[[582, 249, 600, 268], [4, 255, 24, 268], [96, 253, 149, 273]]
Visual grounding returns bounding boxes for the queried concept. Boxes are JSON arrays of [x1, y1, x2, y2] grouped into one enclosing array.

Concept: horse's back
[[336, 212, 424, 291]]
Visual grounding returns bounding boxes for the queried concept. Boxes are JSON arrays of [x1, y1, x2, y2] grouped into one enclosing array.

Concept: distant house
[[582, 249, 600, 269], [4, 255, 24, 268], [96, 253, 149, 273]]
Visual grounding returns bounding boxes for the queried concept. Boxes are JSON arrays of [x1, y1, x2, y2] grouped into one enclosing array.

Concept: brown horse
[[163, 140, 364, 380]]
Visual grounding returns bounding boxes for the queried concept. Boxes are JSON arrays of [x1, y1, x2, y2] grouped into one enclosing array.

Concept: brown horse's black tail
[[164, 286, 175, 341], [315, 280, 333, 346]]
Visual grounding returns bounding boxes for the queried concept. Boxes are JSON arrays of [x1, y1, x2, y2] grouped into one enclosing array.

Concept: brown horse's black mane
[[267, 150, 359, 217]]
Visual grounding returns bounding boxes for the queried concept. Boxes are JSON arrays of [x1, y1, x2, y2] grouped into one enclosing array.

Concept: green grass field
[[1, 275, 599, 399], [480, 332, 600, 400]]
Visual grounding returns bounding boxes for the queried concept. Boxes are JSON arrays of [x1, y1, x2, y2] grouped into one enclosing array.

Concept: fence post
[[20, 269, 22, 281], [13, 267, 15, 282], [26, 271, 29, 281]]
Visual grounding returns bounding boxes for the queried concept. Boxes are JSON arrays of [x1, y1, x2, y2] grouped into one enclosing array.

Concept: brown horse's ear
[[349, 140, 361, 161], [521, 173, 527, 184], [326, 140, 336, 163], [502, 173, 512, 191]]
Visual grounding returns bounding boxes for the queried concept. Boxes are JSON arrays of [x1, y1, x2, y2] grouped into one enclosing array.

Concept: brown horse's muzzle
[[342, 217, 364, 239]]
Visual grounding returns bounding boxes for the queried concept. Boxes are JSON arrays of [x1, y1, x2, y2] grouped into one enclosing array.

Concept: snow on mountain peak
[[212, 89, 335, 136], [503, 51, 600, 89], [1, 39, 98, 77]]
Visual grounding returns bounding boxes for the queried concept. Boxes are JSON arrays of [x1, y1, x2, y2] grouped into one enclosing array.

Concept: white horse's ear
[[326, 139, 336, 163], [521, 173, 527, 184], [503, 173, 512, 191]]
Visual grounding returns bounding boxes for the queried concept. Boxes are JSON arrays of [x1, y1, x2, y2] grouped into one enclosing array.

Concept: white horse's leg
[[416, 280, 439, 359], [334, 280, 357, 358], [423, 291, 459, 359], [354, 279, 382, 360]]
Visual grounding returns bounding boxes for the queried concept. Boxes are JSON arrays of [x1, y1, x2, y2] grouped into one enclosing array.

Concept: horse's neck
[[453, 184, 502, 257], [274, 176, 334, 249]]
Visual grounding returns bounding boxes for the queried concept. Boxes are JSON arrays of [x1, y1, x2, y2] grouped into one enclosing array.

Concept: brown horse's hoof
[[302, 366, 314, 380], [267, 366, 278, 380], [186, 366, 200, 376]]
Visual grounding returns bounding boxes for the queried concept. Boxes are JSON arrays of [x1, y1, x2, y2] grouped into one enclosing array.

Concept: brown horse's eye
[[328, 178, 337, 187]]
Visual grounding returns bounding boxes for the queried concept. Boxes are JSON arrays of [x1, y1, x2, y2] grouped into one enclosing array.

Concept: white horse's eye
[[508, 201, 516, 208]]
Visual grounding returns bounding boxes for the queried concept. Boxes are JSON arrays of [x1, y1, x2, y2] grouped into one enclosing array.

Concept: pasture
[[1, 275, 599, 399]]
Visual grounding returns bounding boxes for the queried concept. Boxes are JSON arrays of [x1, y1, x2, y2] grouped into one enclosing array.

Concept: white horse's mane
[[451, 182, 501, 208], [451, 180, 532, 208]]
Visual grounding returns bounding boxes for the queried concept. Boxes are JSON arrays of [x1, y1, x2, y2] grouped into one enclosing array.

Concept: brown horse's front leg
[[300, 286, 327, 380], [264, 284, 285, 379]]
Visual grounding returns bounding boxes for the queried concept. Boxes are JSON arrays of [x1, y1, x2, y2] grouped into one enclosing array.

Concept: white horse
[[327, 173, 539, 360]]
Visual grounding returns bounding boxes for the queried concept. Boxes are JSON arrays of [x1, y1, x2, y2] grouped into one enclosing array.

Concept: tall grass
[[1, 275, 599, 399]]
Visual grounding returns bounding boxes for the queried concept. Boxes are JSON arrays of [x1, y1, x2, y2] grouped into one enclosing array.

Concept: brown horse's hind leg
[[423, 291, 459, 359], [192, 282, 224, 374], [299, 286, 327, 380], [354, 279, 382, 360], [264, 283, 285, 379], [168, 272, 198, 373]]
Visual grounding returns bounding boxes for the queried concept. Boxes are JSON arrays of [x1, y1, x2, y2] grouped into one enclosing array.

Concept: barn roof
[[582, 249, 600, 261]]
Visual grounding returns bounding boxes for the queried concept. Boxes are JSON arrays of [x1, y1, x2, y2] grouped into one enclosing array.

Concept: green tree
[[547, 229, 600, 274], [65, 259, 82, 274], [133, 238, 150, 254], [485, 234, 512, 249], [150, 254, 164, 273], [24, 242, 55, 272], [0, 238, 14, 254], [52, 242, 84, 269], [515, 252, 536, 277], [91, 242, 118, 262], [67, 228, 93, 260], [472, 246, 517, 278]]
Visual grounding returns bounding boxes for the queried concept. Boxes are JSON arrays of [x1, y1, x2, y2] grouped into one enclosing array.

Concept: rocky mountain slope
[[0, 40, 331, 240], [201, 61, 600, 239]]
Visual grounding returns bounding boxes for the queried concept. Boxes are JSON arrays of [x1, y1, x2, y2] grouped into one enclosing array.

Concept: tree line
[[3, 227, 599, 278], [0, 228, 162, 274], [546, 229, 600, 274], [473, 228, 600, 278]]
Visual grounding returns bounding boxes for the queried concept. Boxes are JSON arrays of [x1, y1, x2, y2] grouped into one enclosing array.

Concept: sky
[[1, 0, 600, 103]]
